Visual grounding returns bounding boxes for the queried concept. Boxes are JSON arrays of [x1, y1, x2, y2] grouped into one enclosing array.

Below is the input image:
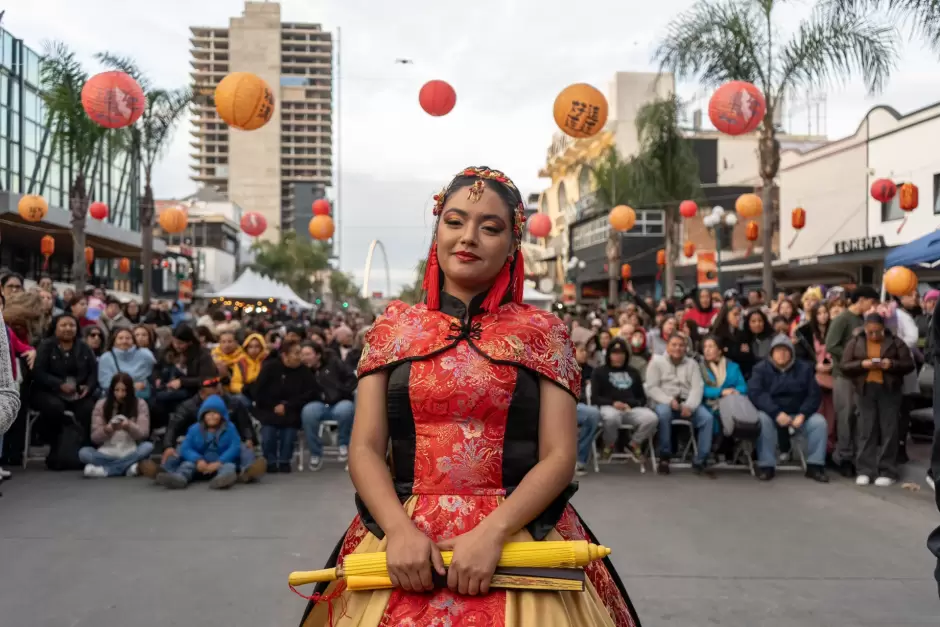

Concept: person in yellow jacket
[[211, 331, 250, 395], [240, 332, 267, 387]]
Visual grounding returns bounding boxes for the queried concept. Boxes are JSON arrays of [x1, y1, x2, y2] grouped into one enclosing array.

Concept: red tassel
[[422, 242, 441, 310], [482, 257, 512, 313], [511, 249, 525, 304]]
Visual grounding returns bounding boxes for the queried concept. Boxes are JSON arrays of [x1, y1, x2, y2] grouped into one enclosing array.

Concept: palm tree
[[655, 0, 897, 294], [95, 53, 192, 306], [632, 96, 703, 298], [251, 231, 330, 297], [830, 1, 940, 50], [40, 42, 110, 293]]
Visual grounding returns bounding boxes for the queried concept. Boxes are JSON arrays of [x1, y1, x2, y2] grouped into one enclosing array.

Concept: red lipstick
[[454, 251, 481, 262]]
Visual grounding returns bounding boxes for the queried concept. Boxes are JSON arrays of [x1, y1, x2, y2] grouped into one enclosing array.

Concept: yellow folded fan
[[288, 540, 611, 588]]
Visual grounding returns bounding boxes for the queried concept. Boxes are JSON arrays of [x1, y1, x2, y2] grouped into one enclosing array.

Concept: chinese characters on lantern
[[564, 100, 602, 136]]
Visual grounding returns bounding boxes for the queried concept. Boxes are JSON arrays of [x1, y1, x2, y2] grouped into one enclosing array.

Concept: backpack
[[718, 393, 761, 440]]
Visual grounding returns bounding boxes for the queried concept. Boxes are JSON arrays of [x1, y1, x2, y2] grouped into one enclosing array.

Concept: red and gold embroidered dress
[[300, 294, 641, 627]]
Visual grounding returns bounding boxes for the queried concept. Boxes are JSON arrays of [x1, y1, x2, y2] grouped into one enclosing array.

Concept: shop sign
[[833, 236, 885, 255]]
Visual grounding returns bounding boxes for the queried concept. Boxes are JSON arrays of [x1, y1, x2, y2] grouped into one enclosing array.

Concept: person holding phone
[[79, 372, 152, 478], [840, 313, 915, 487]]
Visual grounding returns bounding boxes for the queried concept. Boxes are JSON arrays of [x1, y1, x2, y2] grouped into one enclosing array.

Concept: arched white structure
[[362, 239, 392, 298]]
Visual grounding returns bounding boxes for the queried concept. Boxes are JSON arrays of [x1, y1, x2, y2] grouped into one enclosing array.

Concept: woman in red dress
[[300, 167, 641, 627]]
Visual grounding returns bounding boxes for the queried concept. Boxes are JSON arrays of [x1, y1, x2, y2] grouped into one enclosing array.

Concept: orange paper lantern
[[308, 214, 335, 241], [620, 264, 632, 280], [746, 220, 760, 242], [158, 207, 188, 234], [735, 193, 763, 219], [791, 207, 806, 230], [884, 266, 918, 297], [528, 213, 552, 238], [553, 83, 609, 139], [418, 80, 457, 117], [40, 235, 55, 269], [81, 71, 145, 129], [240, 212, 267, 237], [18, 194, 48, 222], [119, 257, 131, 274], [708, 81, 766, 136], [215, 72, 275, 131], [312, 199, 331, 216], [89, 201, 108, 221], [683, 241, 696, 258], [656, 249, 666, 267], [899, 183, 919, 211], [608, 205, 636, 232], [679, 200, 698, 219], [84, 246, 95, 266]]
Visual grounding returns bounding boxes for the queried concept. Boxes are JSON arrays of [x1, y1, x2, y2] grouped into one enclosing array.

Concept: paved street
[[1, 466, 938, 627]]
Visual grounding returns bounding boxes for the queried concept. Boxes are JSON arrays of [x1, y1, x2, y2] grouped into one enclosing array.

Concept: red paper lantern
[[40, 235, 54, 270], [89, 201, 108, 221], [683, 241, 696, 258], [312, 199, 331, 216], [419, 80, 457, 117], [620, 263, 632, 280], [240, 212, 267, 237], [119, 257, 131, 274], [81, 71, 145, 129], [84, 247, 95, 274], [679, 200, 698, 219], [791, 207, 806, 230], [708, 81, 766, 136], [870, 178, 897, 203], [528, 213, 552, 238], [656, 249, 666, 267], [746, 220, 760, 242]]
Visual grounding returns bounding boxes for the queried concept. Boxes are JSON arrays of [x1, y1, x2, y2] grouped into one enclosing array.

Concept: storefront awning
[[885, 230, 940, 269]]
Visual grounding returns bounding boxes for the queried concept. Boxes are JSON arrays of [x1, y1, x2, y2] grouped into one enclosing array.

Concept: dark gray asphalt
[[1, 465, 938, 627]]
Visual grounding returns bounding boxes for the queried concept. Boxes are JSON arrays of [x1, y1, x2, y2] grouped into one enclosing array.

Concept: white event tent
[[209, 269, 315, 309], [522, 286, 554, 311]]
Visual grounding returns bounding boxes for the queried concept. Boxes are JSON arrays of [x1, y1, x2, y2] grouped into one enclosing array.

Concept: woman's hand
[[816, 363, 832, 373], [385, 524, 445, 592], [167, 379, 182, 390], [721, 388, 737, 397], [437, 523, 505, 596], [24, 349, 36, 369], [134, 381, 146, 391]]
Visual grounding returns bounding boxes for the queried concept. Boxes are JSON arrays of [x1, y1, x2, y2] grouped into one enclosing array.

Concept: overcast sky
[[9, 0, 940, 293]]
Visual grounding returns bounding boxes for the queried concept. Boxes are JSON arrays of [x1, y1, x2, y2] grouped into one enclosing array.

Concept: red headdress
[[422, 167, 527, 313]]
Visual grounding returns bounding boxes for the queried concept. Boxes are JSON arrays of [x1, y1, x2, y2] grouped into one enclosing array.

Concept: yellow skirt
[[299, 495, 641, 627]]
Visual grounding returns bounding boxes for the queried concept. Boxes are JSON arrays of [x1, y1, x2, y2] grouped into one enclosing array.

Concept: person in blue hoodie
[[155, 394, 241, 489], [748, 334, 829, 483], [97, 328, 156, 401]]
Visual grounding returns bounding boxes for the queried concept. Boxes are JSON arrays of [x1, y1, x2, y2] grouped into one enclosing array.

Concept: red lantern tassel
[[897, 216, 908, 234], [788, 231, 801, 249], [422, 242, 441, 310], [510, 249, 525, 304], [482, 257, 513, 314], [42, 255, 49, 270]]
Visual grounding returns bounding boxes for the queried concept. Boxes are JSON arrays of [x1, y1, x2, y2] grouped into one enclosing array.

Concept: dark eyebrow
[[443, 207, 508, 223]]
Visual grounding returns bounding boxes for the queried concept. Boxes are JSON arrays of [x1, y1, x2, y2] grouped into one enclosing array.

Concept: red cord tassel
[[482, 257, 512, 313], [422, 242, 441, 310], [511, 249, 525, 304], [42, 255, 49, 270]]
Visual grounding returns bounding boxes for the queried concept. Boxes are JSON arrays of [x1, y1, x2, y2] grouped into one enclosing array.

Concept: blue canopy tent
[[884, 230, 940, 269]]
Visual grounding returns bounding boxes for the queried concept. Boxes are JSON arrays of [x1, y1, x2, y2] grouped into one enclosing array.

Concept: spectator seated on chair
[[211, 330, 251, 407], [644, 332, 715, 476], [591, 337, 657, 463], [239, 332, 268, 399], [573, 342, 600, 477], [140, 376, 265, 482], [300, 341, 356, 471], [79, 372, 153, 478], [254, 339, 317, 473], [748, 334, 830, 483], [700, 334, 748, 431], [155, 394, 241, 490], [96, 328, 156, 402]]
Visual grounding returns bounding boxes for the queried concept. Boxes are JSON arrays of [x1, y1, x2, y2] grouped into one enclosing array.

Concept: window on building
[[882, 187, 904, 222], [557, 182, 569, 213], [570, 210, 665, 250], [578, 166, 592, 198], [934, 174, 940, 214]]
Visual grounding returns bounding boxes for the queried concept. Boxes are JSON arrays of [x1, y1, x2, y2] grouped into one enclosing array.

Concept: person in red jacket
[[683, 289, 719, 338]]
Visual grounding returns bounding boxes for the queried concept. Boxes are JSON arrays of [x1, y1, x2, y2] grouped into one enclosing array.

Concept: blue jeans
[[260, 425, 297, 465], [756, 411, 827, 468], [164, 455, 237, 484], [576, 404, 600, 464], [655, 404, 715, 465], [301, 400, 355, 457], [78, 442, 154, 477]]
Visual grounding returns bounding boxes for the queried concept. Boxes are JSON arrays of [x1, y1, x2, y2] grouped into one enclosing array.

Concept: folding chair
[[670, 418, 698, 469], [605, 423, 656, 474], [318, 420, 342, 461], [21, 409, 43, 469]]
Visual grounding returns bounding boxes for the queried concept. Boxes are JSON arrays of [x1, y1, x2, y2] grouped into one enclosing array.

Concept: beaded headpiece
[[432, 167, 527, 241], [423, 166, 527, 313]]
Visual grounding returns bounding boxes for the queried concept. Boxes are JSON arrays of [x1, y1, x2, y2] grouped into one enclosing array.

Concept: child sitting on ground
[[156, 394, 240, 490]]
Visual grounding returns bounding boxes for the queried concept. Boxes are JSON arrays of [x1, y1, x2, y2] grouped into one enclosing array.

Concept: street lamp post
[[702, 206, 737, 290], [567, 256, 587, 305]]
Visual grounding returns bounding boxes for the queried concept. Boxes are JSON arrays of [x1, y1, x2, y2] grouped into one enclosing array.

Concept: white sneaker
[[308, 456, 323, 471], [338, 445, 349, 463], [874, 476, 895, 487], [855, 475, 871, 486], [0, 466, 11, 479], [126, 463, 139, 477], [83, 464, 108, 478], [575, 463, 588, 477], [927, 470, 936, 492]]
